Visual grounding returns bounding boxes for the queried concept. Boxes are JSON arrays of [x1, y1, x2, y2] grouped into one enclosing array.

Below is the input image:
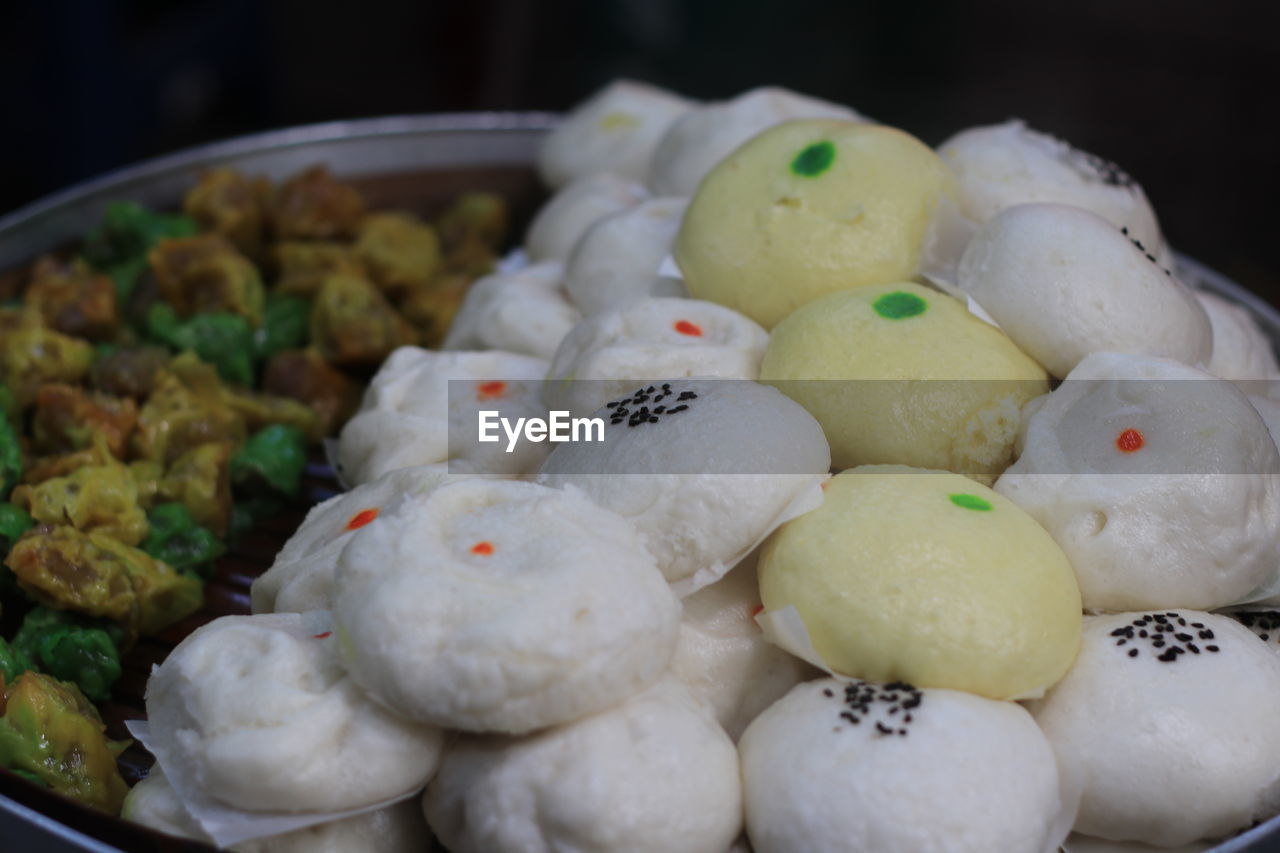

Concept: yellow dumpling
[[758, 466, 1081, 700], [674, 119, 953, 328], [760, 281, 1047, 478]]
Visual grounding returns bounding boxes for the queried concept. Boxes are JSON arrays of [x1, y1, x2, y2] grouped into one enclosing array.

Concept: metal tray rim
[[0, 111, 561, 235]]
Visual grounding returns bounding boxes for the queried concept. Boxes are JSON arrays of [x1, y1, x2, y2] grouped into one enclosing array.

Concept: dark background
[[2, 0, 1276, 303]]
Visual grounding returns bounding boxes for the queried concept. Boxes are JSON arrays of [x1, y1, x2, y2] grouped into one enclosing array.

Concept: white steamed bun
[[563, 197, 689, 315], [543, 297, 769, 417], [537, 378, 830, 591], [669, 553, 817, 740], [144, 613, 444, 813], [1197, 290, 1280, 382], [995, 351, 1280, 612], [424, 678, 742, 853], [538, 79, 694, 189], [333, 478, 681, 733], [740, 678, 1066, 853], [442, 261, 581, 360], [251, 463, 484, 614], [1027, 610, 1280, 846], [957, 203, 1211, 377], [938, 119, 1165, 258], [335, 347, 550, 484], [525, 173, 649, 261]]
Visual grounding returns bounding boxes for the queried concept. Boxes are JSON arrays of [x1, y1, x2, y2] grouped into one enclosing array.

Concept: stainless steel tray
[[1, 112, 1278, 853]]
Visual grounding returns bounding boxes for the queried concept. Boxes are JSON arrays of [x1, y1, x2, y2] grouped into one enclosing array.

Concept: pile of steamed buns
[[124, 81, 1280, 852]]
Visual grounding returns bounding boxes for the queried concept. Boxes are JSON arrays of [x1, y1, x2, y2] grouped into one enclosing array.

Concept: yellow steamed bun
[[674, 119, 953, 328], [759, 282, 1048, 477], [758, 466, 1081, 699]]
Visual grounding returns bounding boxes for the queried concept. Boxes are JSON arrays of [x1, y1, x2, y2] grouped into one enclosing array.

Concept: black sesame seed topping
[[1065, 145, 1137, 190], [1113, 612, 1221, 662], [605, 386, 699, 428], [826, 679, 924, 736]]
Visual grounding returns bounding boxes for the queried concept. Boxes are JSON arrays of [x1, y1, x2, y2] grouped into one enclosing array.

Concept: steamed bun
[[333, 479, 680, 733], [740, 678, 1067, 853], [251, 463, 483, 614], [538, 80, 693, 189], [1028, 611, 1280, 846], [675, 119, 953, 328], [759, 466, 1082, 700], [938, 119, 1165, 258], [145, 613, 444, 813], [442, 261, 581, 360], [760, 281, 1048, 477], [543, 297, 769, 417], [537, 379, 830, 590], [425, 679, 741, 853], [669, 553, 818, 740], [563, 197, 689, 315], [335, 347, 550, 484], [956, 203, 1211, 377], [1197, 290, 1280, 382], [525, 173, 649, 261], [995, 352, 1280, 612]]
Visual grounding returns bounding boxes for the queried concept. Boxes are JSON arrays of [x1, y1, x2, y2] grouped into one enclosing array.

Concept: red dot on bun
[[477, 380, 507, 400], [674, 320, 703, 337], [346, 508, 380, 530], [1116, 428, 1145, 453]]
